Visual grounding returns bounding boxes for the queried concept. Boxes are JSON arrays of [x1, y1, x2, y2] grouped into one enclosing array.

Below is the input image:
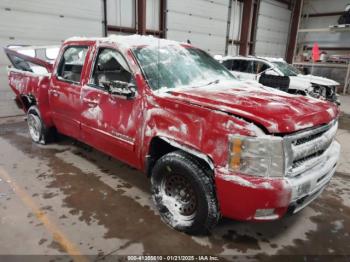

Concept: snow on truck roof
[[65, 34, 183, 48], [218, 55, 286, 63]]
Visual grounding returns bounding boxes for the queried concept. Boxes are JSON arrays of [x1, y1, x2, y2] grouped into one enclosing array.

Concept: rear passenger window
[[222, 60, 233, 70], [90, 48, 132, 88], [232, 60, 253, 73], [254, 61, 270, 74], [57, 46, 88, 83]]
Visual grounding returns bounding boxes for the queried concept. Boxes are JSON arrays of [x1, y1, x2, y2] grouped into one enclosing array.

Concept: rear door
[[49, 45, 90, 139]]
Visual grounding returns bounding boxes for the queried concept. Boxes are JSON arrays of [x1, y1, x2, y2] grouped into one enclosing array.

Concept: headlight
[[228, 135, 285, 177]]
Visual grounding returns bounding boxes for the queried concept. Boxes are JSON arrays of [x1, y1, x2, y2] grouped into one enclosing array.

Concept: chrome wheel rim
[[160, 173, 197, 217], [27, 114, 41, 142]]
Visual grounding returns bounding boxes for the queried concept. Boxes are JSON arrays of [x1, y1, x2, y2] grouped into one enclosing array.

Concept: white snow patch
[[331, 220, 344, 233], [191, 236, 212, 248], [259, 182, 274, 189], [7, 67, 50, 77], [160, 137, 214, 169], [82, 105, 103, 126], [327, 107, 335, 118], [217, 171, 254, 188], [66, 34, 182, 50], [157, 193, 193, 228], [246, 122, 266, 137], [180, 123, 188, 134], [217, 168, 275, 190], [145, 125, 152, 137], [168, 126, 179, 132]]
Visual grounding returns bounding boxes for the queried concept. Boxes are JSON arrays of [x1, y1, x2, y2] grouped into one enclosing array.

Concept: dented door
[[80, 46, 142, 168]]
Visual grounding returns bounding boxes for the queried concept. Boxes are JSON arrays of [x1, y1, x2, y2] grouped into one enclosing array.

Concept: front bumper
[[214, 140, 340, 221]]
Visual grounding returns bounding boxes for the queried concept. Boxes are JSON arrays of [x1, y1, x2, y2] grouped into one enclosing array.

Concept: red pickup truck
[[4, 35, 340, 234]]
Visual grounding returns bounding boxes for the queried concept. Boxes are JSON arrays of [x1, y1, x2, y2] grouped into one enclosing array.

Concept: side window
[[231, 60, 241, 71], [254, 61, 270, 74], [232, 60, 244, 72], [233, 60, 250, 73], [91, 48, 132, 88], [222, 60, 233, 70], [246, 60, 256, 74], [57, 46, 88, 83]]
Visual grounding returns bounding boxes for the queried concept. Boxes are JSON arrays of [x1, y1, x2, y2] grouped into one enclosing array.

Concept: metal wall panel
[[166, 0, 230, 54], [303, 0, 348, 14], [255, 0, 291, 58], [0, 0, 102, 20], [167, 30, 226, 55], [0, 0, 103, 117]]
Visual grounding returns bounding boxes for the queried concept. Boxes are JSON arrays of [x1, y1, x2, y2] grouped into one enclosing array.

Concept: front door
[[50, 45, 89, 139], [80, 46, 142, 167]]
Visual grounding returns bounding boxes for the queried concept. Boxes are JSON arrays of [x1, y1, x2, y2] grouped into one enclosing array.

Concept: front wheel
[[151, 151, 219, 234]]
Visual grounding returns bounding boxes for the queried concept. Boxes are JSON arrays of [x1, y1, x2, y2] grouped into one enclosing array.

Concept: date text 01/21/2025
[[127, 255, 219, 261]]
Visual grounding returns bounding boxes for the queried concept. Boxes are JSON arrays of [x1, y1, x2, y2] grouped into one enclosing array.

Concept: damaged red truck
[[5, 35, 340, 234]]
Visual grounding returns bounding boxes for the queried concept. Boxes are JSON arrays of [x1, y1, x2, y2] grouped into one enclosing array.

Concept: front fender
[[139, 93, 257, 171]]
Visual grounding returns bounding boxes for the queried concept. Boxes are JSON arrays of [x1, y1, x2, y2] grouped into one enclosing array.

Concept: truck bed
[[4, 47, 53, 112]]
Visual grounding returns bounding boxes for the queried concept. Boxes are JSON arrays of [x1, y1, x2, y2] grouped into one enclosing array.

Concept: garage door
[[254, 0, 291, 58], [0, 0, 103, 117], [166, 0, 230, 55]]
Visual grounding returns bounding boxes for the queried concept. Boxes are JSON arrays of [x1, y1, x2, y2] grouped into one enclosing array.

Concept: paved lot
[[0, 101, 349, 261]]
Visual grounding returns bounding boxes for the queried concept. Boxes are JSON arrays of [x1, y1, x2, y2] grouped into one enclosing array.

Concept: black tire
[[27, 106, 53, 144], [151, 150, 219, 234]]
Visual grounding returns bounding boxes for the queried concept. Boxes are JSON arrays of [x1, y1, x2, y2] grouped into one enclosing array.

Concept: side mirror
[[101, 80, 136, 99]]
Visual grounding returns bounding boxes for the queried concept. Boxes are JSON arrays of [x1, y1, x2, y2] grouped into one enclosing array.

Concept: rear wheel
[[27, 106, 53, 144], [151, 150, 219, 234]]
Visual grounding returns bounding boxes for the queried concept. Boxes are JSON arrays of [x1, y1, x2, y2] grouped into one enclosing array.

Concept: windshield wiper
[[206, 79, 220, 86], [193, 79, 220, 89]]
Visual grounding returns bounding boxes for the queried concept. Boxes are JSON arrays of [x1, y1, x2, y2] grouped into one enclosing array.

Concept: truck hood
[[292, 74, 340, 86], [162, 81, 338, 134]]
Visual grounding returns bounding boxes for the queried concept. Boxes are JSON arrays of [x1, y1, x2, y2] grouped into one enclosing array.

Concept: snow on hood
[[295, 74, 340, 86], [159, 81, 339, 134]]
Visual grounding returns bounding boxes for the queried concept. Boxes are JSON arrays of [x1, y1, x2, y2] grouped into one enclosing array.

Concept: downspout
[[102, 0, 108, 37], [225, 0, 233, 55]]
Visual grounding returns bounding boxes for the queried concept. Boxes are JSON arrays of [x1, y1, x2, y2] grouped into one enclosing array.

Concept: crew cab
[[4, 35, 340, 234], [216, 55, 340, 104]]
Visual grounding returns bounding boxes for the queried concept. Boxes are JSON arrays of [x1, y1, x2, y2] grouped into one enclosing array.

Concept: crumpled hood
[[294, 74, 340, 86], [164, 81, 339, 134]]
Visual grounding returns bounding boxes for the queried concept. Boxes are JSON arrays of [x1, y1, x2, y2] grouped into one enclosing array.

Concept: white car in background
[[216, 56, 340, 105]]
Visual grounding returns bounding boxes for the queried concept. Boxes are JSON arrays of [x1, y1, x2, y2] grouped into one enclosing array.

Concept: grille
[[292, 149, 325, 169], [284, 120, 338, 177], [294, 130, 327, 146]]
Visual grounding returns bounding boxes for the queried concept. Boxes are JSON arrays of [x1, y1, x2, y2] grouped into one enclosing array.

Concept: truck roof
[[218, 55, 286, 63], [64, 34, 186, 49]]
